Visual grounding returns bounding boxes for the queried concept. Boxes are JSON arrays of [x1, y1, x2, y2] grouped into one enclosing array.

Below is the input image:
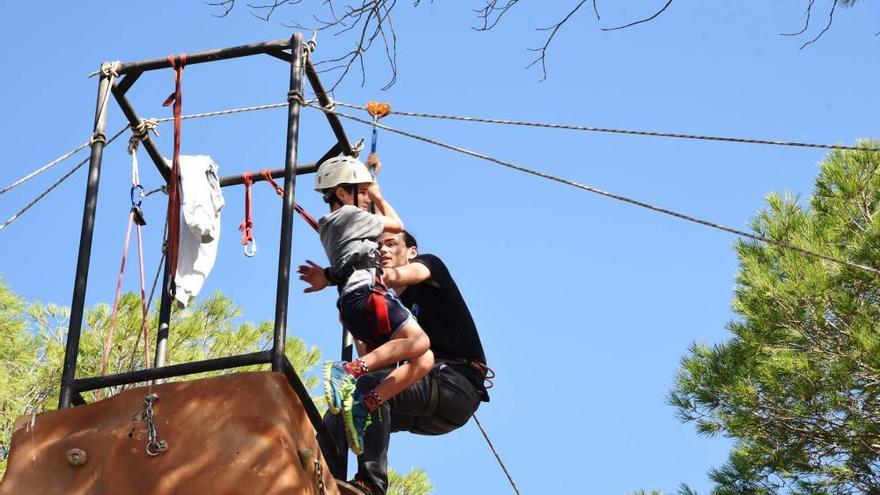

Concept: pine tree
[[669, 142, 880, 494]]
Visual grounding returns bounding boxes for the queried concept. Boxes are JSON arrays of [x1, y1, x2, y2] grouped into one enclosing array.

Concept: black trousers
[[324, 362, 483, 494]]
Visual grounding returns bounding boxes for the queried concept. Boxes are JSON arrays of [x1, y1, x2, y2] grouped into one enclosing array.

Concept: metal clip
[[243, 238, 257, 258], [130, 184, 145, 207], [142, 393, 168, 456]]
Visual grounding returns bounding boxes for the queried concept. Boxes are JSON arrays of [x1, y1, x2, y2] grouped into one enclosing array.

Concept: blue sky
[[2, 1, 879, 493]]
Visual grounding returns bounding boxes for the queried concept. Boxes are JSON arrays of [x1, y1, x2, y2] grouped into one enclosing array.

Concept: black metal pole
[[76, 351, 272, 392], [59, 69, 112, 409], [304, 59, 355, 156], [271, 32, 304, 371], [218, 162, 318, 188], [111, 84, 171, 181], [115, 39, 292, 75], [153, 259, 172, 369]]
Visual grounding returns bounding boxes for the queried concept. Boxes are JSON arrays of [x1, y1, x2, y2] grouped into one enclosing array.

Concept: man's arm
[[382, 263, 431, 288]]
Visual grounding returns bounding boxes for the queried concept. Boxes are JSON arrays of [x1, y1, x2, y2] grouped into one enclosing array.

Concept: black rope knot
[[89, 132, 107, 146], [288, 90, 305, 106]]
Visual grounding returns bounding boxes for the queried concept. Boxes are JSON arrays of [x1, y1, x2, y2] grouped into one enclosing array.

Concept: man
[[298, 230, 490, 495]]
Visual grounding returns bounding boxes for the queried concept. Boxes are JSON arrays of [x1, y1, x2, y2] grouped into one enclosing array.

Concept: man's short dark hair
[[402, 230, 418, 249]]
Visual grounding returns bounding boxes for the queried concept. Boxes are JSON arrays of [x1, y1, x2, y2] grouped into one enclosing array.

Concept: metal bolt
[[66, 448, 88, 466], [297, 448, 314, 469]]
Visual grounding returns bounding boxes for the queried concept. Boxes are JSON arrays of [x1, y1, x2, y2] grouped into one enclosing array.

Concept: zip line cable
[[473, 414, 521, 495], [5, 92, 870, 232], [304, 103, 880, 278], [332, 101, 878, 153], [0, 141, 92, 196], [0, 126, 130, 231]]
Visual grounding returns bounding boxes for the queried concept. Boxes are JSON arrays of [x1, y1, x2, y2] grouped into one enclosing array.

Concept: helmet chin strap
[[348, 184, 359, 209]]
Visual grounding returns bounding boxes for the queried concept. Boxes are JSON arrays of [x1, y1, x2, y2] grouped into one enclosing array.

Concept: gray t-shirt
[[319, 205, 384, 294]]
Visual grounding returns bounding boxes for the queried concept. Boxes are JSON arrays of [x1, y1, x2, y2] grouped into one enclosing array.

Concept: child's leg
[[360, 319, 430, 371], [356, 320, 434, 403], [340, 321, 434, 455]]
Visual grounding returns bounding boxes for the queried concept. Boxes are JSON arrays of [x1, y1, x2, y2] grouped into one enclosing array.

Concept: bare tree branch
[[800, 0, 838, 49], [205, 0, 237, 17], [247, 0, 302, 21], [601, 0, 672, 31], [525, 0, 591, 81], [206, 0, 863, 89], [780, 0, 816, 36], [473, 0, 522, 31]]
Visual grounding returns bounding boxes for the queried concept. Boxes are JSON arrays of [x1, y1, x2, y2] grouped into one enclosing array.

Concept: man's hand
[[366, 152, 382, 175], [297, 260, 329, 293]]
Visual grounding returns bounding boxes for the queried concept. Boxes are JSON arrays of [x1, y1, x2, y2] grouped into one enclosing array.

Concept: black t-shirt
[[398, 254, 489, 400]]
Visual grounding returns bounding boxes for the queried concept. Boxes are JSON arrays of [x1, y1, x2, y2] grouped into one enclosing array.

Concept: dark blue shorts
[[338, 284, 413, 348]]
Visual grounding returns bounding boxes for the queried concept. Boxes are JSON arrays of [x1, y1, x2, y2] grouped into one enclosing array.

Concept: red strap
[[294, 203, 321, 232], [258, 169, 321, 233], [134, 222, 151, 370], [366, 280, 392, 342], [240, 172, 255, 250], [162, 53, 186, 291]]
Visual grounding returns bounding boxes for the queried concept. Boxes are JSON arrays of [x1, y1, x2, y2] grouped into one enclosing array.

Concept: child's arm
[[368, 180, 404, 233]]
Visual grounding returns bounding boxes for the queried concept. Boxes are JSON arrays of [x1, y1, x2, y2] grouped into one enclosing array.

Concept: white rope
[[0, 126, 129, 231], [0, 141, 91, 196], [304, 102, 880, 278], [332, 101, 879, 153]]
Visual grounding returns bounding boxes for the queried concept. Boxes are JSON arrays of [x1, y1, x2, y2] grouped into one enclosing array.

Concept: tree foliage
[[670, 142, 880, 494], [387, 467, 434, 495]]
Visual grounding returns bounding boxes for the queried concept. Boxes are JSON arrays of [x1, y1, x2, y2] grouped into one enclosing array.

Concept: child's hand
[[366, 152, 382, 175], [297, 260, 328, 293], [367, 180, 384, 201]]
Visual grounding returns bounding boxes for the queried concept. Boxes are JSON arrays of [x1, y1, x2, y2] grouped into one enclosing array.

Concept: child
[[311, 154, 434, 455]]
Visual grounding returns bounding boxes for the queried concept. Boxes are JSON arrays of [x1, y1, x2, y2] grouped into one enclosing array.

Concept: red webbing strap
[[98, 211, 135, 399], [134, 222, 151, 369], [259, 169, 321, 233], [366, 279, 392, 343], [162, 53, 186, 291], [239, 172, 256, 256]]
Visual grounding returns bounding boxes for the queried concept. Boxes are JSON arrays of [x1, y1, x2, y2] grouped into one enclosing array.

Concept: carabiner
[[243, 238, 257, 258], [130, 184, 145, 207]]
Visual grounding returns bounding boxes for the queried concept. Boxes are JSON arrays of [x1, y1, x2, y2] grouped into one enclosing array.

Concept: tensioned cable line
[[1, 141, 92, 196], [4, 93, 866, 230], [304, 103, 880, 278], [473, 415, 521, 495], [332, 101, 878, 153], [0, 126, 130, 231]]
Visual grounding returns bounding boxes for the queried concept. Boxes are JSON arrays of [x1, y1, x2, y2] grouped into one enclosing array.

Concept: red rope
[[239, 172, 255, 254], [162, 53, 186, 291], [258, 169, 320, 232]]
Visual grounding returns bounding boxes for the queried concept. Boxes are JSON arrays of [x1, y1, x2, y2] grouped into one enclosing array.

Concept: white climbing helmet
[[314, 155, 373, 191]]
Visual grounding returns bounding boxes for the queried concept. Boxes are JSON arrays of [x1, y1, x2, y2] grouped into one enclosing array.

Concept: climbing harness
[[162, 53, 187, 292], [364, 278, 391, 347], [141, 393, 168, 456], [239, 172, 256, 257]]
